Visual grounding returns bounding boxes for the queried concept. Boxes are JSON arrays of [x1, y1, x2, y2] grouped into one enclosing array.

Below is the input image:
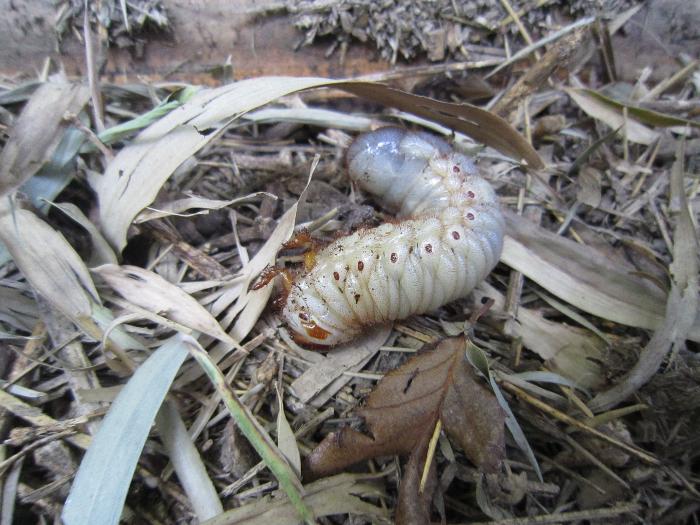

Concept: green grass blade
[[185, 338, 315, 525]]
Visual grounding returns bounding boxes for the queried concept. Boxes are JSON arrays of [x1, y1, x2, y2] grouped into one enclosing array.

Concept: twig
[[64, 112, 113, 161], [83, 0, 105, 132], [640, 60, 698, 102], [501, 381, 660, 465], [486, 16, 595, 79]]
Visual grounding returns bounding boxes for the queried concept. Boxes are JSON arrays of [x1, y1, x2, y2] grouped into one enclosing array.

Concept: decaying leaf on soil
[[306, 336, 506, 521]]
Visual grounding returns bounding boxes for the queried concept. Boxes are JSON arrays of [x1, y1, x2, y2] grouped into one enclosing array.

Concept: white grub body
[[282, 127, 504, 346]]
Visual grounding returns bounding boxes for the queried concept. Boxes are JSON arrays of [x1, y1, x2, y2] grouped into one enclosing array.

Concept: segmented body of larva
[[282, 127, 504, 346]]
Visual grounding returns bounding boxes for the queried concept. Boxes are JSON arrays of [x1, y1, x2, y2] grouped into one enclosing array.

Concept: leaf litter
[[1, 2, 700, 524]]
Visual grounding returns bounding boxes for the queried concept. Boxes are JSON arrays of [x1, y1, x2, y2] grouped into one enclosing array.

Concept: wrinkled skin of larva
[[282, 127, 504, 346]]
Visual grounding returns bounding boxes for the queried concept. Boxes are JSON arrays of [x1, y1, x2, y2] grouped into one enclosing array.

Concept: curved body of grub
[[282, 127, 504, 346]]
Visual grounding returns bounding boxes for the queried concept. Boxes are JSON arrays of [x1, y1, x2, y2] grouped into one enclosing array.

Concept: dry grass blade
[[578, 86, 700, 128], [173, 183, 305, 387], [0, 285, 39, 332], [500, 210, 700, 341], [244, 107, 373, 131], [474, 283, 605, 388], [502, 382, 659, 466], [155, 401, 223, 521], [486, 16, 595, 78], [62, 334, 190, 525], [135, 192, 270, 223], [0, 388, 91, 451], [492, 27, 589, 117], [1, 456, 23, 525], [200, 474, 388, 525], [590, 140, 699, 411], [185, 338, 314, 524], [290, 324, 392, 404], [47, 201, 117, 266], [223, 165, 315, 345], [0, 201, 100, 337], [0, 82, 89, 197], [275, 382, 302, 477], [94, 264, 235, 345], [566, 88, 660, 145]]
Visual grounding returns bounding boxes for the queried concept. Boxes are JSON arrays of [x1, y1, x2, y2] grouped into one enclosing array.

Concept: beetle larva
[[281, 127, 504, 346]]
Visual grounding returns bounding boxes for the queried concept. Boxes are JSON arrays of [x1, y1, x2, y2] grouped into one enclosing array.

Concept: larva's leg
[[252, 265, 295, 311], [283, 230, 319, 271], [251, 264, 293, 291], [282, 230, 315, 250]]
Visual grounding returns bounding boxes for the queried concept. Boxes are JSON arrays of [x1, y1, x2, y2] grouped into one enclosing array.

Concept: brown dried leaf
[[338, 83, 544, 169], [305, 337, 505, 480], [395, 429, 438, 525]]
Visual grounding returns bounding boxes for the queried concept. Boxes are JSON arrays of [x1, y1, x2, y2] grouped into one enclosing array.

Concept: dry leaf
[[94, 264, 235, 345], [290, 324, 392, 404], [0, 200, 100, 335], [0, 284, 39, 332], [566, 88, 659, 145], [501, 210, 700, 341], [203, 473, 388, 525], [576, 166, 602, 208], [48, 202, 118, 266], [589, 140, 699, 411], [474, 282, 605, 388], [276, 383, 302, 478], [305, 337, 505, 479], [395, 429, 438, 525], [135, 192, 270, 223], [0, 82, 90, 198]]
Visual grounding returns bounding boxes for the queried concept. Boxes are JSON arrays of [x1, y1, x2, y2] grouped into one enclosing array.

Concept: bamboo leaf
[[0, 82, 89, 198], [0, 200, 100, 336], [62, 334, 190, 525], [94, 264, 235, 345]]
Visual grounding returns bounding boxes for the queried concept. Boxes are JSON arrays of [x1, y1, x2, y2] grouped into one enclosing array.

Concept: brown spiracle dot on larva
[[279, 126, 505, 347]]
